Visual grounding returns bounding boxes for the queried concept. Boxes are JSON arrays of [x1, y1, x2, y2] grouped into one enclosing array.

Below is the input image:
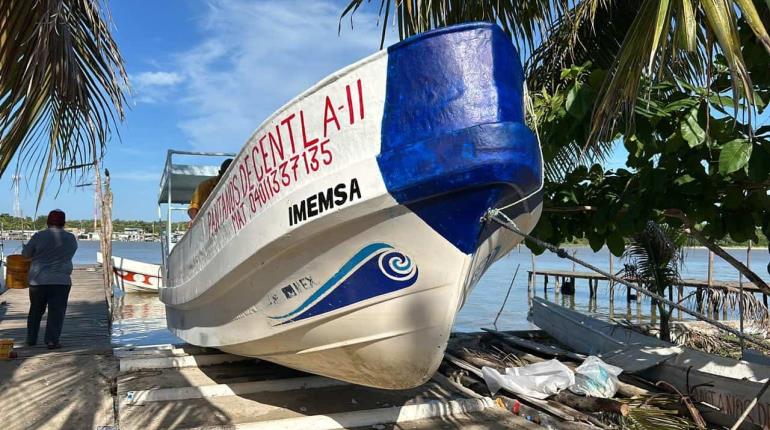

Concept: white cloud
[[131, 71, 184, 103], [172, 0, 390, 151], [134, 71, 184, 87]]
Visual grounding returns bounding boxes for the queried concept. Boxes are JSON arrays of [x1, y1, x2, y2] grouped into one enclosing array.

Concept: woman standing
[[22, 209, 78, 349]]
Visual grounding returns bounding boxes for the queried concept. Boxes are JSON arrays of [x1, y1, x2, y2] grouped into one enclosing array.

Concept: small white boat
[[98, 252, 162, 293], [531, 297, 770, 428], [157, 23, 543, 389]]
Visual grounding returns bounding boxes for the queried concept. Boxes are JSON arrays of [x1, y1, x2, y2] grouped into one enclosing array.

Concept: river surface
[[3, 240, 767, 347]]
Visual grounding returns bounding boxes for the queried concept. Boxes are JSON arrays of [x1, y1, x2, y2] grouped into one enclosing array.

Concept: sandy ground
[[0, 350, 117, 430]]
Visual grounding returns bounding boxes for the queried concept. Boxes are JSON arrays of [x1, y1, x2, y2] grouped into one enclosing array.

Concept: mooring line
[[485, 209, 770, 352]]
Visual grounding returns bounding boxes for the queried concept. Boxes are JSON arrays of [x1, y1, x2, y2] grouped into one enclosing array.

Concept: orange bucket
[[6, 254, 31, 289], [0, 339, 13, 359]]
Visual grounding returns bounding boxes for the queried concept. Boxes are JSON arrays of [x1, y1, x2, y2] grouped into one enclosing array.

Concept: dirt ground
[[0, 350, 117, 430]]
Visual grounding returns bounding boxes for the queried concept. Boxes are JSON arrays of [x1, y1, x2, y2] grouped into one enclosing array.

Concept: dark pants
[[26, 284, 72, 345]]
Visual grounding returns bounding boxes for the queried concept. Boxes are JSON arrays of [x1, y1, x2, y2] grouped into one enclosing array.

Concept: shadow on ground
[[0, 299, 116, 429]]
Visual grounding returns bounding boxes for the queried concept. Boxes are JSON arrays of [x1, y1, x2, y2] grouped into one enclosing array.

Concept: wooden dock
[[0, 265, 116, 430], [529, 269, 766, 293], [0, 265, 111, 354], [0, 265, 537, 430], [528, 268, 770, 317]]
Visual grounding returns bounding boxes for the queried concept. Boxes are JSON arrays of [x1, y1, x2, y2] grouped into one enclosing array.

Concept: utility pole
[[12, 174, 22, 219]]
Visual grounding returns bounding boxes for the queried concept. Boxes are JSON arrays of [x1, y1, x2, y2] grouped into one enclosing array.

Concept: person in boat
[[188, 158, 233, 221], [22, 209, 78, 349]]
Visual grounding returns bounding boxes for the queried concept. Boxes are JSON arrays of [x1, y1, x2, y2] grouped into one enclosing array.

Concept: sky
[[0, 0, 393, 221], [0, 0, 640, 221]]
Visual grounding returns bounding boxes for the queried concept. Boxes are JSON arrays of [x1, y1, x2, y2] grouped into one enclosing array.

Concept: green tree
[[529, 20, 770, 292], [624, 221, 685, 342], [341, 0, 770, 151]]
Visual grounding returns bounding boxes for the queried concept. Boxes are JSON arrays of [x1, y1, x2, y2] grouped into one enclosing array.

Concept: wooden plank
[[125, 375, 349, 405], [119, 353, 255, 371], [0, 266, 109, 352], [183, 397, 497, 430], [527, 270, 766, 293], [482, 328, 585, 361]]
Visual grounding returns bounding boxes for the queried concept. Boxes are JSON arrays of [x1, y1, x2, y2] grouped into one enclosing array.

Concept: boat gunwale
[[167, 22, 507, 266], [532, 297, 770, 383]]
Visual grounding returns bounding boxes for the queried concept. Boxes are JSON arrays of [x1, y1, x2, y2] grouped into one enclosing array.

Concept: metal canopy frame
[[157, 150, 236, 271]]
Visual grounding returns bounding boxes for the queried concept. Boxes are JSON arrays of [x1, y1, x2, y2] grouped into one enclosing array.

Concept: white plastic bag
[[482, 359, 575, 399], [569, 356, 623, 398]]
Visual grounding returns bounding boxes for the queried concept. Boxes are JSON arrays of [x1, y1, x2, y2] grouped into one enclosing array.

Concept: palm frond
[[341, 0, 770, 158], [623, 221, 684, 295], [0, 0, 128, 206]]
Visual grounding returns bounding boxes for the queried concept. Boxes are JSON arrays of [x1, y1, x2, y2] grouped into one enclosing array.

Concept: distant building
[[114, 227, 144, 242]]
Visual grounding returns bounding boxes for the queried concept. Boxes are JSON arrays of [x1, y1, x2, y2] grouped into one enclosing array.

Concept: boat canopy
[[157, 150, 236, 205], [158, 150, 236, 271], [158, 164, 219, 204]]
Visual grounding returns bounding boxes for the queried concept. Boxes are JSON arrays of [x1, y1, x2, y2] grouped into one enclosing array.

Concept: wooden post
[[531, 253, 536, 291], [527, 272, 533, 308], [739, 242, 751, 355], [544, 275, 548, 295], [696, 287, 704, 313], [677, 285, 683, 320], [747, 242, 752, 270], [95, 165, 114, 327], [608, 254, 614, 313], [609, 279, 615, 315], [722, 300, 728, 320], [706, 251, 715, 319], [650, 299, 657, 325]]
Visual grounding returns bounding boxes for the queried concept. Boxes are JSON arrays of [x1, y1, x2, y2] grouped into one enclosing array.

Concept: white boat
[[98, 252, 162, 293], [531, 297, 770, 428], [157, 23, 543, 389]]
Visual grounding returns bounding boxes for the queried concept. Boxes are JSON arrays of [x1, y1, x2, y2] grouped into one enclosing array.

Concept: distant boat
[[531, 297, 770, 428], [97, 252, 162, 293], [157, 23, 543, 389]]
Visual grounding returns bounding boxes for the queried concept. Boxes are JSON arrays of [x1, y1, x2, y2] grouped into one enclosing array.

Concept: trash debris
[[569, 355, 623, 398], [481, 359, 574, 399]]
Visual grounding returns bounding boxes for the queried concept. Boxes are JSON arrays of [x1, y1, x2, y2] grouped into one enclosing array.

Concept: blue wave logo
[[268, 243, 418, 324]]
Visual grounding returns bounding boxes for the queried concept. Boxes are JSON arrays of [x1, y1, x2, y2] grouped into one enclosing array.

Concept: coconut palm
[[340, 0, 770, 150], [623, 221, 686, 342], [0, 0, 128, 201]]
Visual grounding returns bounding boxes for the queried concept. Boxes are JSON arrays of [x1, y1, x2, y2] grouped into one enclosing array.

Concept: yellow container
[[0, 339, 13, 359], [6, 254, 31, 289]]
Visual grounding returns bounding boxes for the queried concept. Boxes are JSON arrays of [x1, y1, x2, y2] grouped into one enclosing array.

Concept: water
[[5, 239, 766, 347], [455, 245, 770, 332]]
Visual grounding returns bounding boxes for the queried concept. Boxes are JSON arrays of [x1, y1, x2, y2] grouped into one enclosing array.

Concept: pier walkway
[[0, 265, 116, 430], [0, 265, 110, 354], [529, 269, 766, 294]]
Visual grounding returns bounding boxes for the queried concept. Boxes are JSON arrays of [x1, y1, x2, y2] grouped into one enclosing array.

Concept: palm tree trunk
[[658, 302, 671, 342]]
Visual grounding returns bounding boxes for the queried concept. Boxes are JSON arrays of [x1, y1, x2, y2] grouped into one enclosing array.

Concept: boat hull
[[532, 297, 770, 427], [161, 23, 543, 389], [98, 252, 162, 293]]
